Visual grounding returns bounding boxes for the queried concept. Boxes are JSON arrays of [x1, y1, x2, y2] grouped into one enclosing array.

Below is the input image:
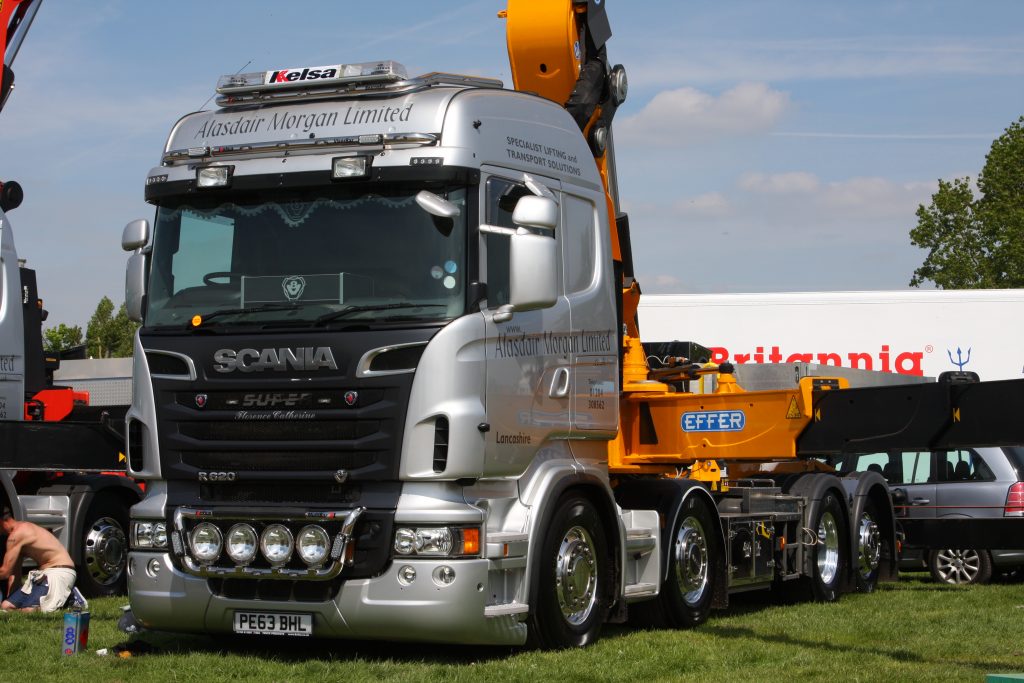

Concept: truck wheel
[[807, 490, 848, 602], [78, 498, 129, 597], [928, 548, 992, 585], [633, 494, 717, 629], [528, 495, 610, 649], [854, 500, 883, 593]]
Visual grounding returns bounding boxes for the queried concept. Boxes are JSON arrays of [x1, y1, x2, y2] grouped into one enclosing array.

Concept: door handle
[[549, 367, 570, 398], [911, 497, 931, 505]]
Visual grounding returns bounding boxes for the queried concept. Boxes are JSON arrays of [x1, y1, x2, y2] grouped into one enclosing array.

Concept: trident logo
[[947, 346, 972, 371]]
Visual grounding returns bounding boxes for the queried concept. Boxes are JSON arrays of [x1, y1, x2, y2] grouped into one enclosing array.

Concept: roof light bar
[[217, 60, 409, 96]]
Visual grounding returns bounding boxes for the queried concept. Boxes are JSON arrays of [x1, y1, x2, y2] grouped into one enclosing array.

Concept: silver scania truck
[[120, 8, 1024, 646], [122, 59, 634, 646]]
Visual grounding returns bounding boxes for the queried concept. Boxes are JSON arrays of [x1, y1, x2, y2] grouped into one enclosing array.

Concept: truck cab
[[123, 61, 619, 644]]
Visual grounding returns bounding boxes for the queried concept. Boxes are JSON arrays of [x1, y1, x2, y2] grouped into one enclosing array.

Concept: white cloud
[[653, 274, 683, 288], [673, 192, 731, 216], [617, 82, 791, 146], [622, 35, 1024, 89], [739, 172, 820, 194]]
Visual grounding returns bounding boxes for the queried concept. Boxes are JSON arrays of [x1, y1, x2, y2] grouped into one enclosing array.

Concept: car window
[[854, 453, 888, 478], [1005, 447, 1024, 480], [899, 451, 931, 485], [937, 449, 995, 483]]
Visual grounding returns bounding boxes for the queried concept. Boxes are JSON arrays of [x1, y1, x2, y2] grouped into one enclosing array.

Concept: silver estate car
[[825, 447, 1024, 584]]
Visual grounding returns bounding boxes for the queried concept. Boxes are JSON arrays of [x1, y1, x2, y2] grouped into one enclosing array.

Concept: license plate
[[233, 611, 312, 637]]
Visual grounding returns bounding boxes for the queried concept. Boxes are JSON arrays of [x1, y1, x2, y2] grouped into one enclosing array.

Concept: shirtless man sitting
[[0, 505, 77, 612]]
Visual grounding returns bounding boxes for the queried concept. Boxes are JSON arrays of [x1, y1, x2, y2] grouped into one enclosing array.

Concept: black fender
[[842, 471, 898, 582], [783, 473, 852, 587], [526, 471, 623, 611], [613, 478, 729, 609], [37, 475, 142, 559]]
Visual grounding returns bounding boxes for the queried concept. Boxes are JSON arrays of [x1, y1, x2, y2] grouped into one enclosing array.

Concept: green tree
[[910, 116, 1024, 288], [42, 323, 83, 353], [86, 297, 138, 358]]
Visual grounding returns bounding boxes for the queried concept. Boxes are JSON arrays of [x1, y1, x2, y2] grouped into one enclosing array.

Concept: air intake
[[432, 417, 450, 473], [127, 419, 145, 473], [146, 350, 193, 379]]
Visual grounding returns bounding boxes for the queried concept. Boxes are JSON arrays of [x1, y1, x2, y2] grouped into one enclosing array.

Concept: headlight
[[260, 524, 294, 566], [132, 521, 169, 549], [189, 522, 223, 563], [296, 525, 330, 567], [133, 522, 153, 548], [153, 523, 168, 548], [392, 526, 480, 557], [226, 524, 258, 564]]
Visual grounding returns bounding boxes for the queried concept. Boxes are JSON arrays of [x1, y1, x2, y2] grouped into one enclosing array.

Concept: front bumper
[[128, 551, 527, 646]]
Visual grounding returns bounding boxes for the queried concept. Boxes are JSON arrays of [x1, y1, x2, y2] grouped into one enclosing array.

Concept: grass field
[[1, 574, 1022, 682]]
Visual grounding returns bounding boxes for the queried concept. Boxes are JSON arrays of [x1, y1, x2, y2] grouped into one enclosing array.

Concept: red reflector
[[1004, 482, 1024, 517]]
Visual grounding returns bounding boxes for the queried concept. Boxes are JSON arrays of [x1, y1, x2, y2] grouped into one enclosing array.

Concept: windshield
[[145, 186, 467, 329]]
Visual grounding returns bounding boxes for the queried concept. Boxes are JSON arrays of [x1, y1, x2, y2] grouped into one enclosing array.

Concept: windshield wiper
[[188, 302, 299, 328], [315, 302, 446, 326]]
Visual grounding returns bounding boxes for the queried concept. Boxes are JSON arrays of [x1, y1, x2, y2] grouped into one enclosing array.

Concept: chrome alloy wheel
[[555, 525, 598, 625], [817, 511, 840, 584], [857, 512, 881, 579], [84, 517, 128, 586], [674, 515, 710, 605], [933, 548, 983, 584]]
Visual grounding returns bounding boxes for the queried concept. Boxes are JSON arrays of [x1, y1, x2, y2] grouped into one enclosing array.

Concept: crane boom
[[1, 0, 42, 113]]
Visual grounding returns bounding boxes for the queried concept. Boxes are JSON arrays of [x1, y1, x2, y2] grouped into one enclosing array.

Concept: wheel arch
[[0, 471, 22, 519], [523, 472, 622, 615], [39, 476, 141, 558]]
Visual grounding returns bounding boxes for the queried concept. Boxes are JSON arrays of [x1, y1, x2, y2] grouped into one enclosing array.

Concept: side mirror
[[415, 190, 460, 218], [122, 219, 150, 252], [507, 231, 557, 313], [511, 195, 557, 231], [125, 251, 148, 323]]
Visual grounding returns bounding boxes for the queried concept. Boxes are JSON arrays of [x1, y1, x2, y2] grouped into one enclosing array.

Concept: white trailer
[[639, 290, 1024, 382]]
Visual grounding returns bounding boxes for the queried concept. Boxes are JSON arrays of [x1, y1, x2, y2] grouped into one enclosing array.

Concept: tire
[[807, 490, 849, 602], [928, 548, 993, 585], [632, 494, 717, 629], [854, 499, 883, 593], [528, 495, 611, 649], [77, 497, 129, 598]]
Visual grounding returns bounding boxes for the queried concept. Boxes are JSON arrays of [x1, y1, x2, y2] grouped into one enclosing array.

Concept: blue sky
[[1, 0, 1022, 328]]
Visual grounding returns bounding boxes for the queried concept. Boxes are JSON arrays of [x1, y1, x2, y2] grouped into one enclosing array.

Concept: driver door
[[479, 170, 571, 477]]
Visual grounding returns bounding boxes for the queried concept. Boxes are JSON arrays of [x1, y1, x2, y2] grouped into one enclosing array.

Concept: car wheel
[[928, 548, 993, 585]]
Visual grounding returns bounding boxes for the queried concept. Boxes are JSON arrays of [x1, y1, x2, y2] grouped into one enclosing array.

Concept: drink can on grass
[[62, 610, 90, 655]]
